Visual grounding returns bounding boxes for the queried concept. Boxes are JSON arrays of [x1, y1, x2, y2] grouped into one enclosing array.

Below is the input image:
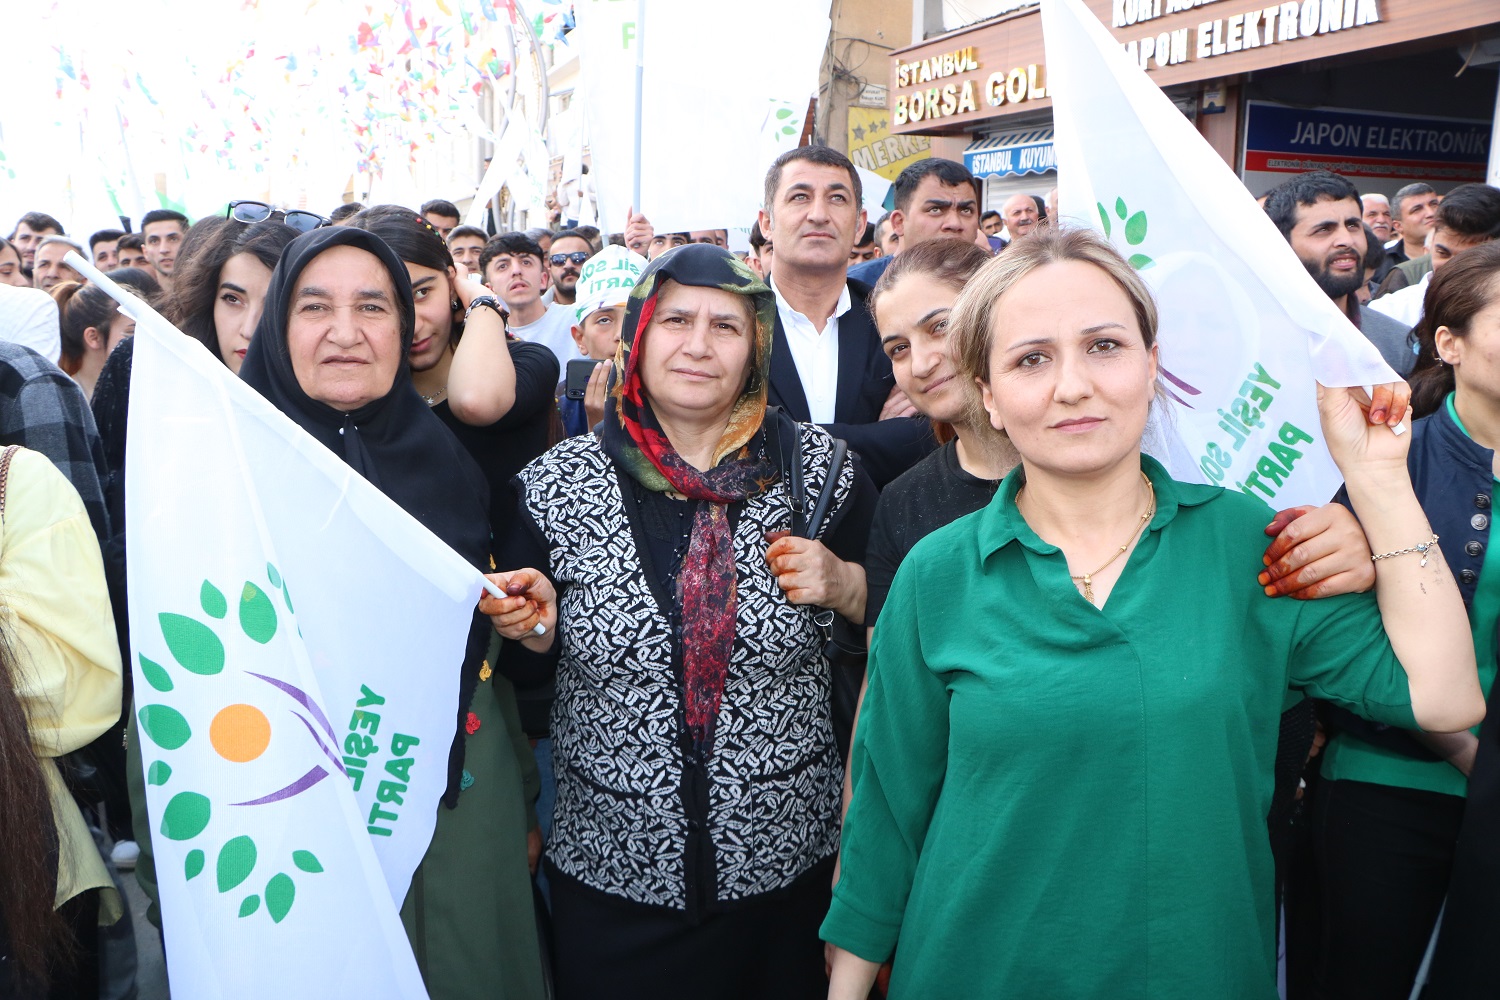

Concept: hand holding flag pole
[[478, 569, 555, 641]]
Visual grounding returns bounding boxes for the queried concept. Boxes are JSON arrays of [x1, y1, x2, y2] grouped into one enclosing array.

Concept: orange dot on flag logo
[[210, 704, 271, 762]]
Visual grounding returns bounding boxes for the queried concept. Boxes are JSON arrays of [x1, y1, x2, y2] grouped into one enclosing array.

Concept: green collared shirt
[[823, 455, 1416, 998]]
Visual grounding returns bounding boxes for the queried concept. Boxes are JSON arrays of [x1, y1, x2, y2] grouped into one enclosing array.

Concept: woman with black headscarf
[[483, 244, 878, 998], [234, 226, 547, 998]]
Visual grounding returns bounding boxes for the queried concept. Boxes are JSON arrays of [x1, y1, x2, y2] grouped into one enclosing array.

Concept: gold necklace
[[1020, 471, 1155, 605], [420, 385, 447, 406]]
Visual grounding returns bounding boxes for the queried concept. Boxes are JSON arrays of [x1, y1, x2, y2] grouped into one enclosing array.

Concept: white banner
[[576, 0, 831, 235], [1042, 0, 1398, 508], [464, 115, 528, 229], [88, 253, 489, 998], [464, 104, 549, 229]]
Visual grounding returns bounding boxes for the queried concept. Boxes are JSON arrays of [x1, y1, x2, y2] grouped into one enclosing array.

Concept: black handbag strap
[[782, 420, 846, 541], [788, 420, 808, 538], [805, 439, 847, 540]]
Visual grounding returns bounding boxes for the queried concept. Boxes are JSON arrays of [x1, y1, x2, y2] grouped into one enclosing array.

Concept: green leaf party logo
[[1096, 197, 1153, 270], [137, 563, 340, 924], [767, 99, 800, 139]]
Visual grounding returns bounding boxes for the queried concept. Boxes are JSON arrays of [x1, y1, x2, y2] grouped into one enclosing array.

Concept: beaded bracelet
[[1371, 533, 1440, 568]]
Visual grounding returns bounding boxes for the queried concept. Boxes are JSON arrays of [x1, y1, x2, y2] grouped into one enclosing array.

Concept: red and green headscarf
[[601, 243, 779, 754]]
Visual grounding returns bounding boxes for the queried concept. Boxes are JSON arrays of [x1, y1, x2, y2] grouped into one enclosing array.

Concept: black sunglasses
[[227, 200, 330, 234], [549, 251, 590, 267]]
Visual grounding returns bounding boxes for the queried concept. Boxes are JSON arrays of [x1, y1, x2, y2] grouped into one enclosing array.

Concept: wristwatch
[[464, 295, 508, 323]]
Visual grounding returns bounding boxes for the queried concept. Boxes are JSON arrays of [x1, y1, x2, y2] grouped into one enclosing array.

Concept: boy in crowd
[[420, 199, 461, 239], [447, 225, 489, 277], [114, 233, 148, 270], [139, 209, 188, 290], [480, 232, 576, 369], [559, 245, 647, 436], [89, 229, 125, 270], [747, 219, 772, 279], [849, 221, 880, 269]]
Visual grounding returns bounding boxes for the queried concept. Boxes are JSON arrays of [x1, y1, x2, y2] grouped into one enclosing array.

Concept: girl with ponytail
[[52, 281, 135, 400]]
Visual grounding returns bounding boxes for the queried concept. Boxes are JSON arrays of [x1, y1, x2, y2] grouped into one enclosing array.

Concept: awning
[[964, 128, 1056, 179]]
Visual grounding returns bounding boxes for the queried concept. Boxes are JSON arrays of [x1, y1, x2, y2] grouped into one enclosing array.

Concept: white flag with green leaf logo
[[1043, 0, 1400, 508], [122, 286, 488, 998]]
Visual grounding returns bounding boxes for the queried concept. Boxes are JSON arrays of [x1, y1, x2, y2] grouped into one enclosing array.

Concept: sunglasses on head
[[227, 200, 330, 233], [550, 251, 590, 267]]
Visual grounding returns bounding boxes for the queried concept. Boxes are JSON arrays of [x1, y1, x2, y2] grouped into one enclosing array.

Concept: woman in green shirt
[[823, 226, 1484, 999]]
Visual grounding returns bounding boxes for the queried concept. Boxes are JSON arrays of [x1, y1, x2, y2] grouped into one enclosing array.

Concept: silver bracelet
[[1371, 533, 1440, 568]]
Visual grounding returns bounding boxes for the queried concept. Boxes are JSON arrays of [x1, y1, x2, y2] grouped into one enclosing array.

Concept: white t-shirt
[[509, 303, 578, 371], [0, 284, 61, 363], [1368, 270, 1430, 330]]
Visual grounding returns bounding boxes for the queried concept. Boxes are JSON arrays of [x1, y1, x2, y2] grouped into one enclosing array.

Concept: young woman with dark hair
[[52, 281, 136, 399], [165, 218, 299, 373]]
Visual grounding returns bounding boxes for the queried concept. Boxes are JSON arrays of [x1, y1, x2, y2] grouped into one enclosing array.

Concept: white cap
[[573, 246, 648, 326]]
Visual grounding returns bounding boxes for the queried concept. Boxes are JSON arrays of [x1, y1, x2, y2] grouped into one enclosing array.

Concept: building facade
[[891, 0, 1500, 210]]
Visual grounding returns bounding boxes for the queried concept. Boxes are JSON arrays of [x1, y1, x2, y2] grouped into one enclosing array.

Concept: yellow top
[[2, 447, 123, 922]]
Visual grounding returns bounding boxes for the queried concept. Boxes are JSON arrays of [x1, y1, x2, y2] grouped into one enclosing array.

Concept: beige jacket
[[3, 447, 123, 922]]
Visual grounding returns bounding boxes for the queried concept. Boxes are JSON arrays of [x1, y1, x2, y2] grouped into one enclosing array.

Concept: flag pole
[[63, 250, 152, 321], [631, 0, 646, 213]]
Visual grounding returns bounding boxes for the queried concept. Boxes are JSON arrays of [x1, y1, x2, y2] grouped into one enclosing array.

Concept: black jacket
[[766, 278, 933, 489]]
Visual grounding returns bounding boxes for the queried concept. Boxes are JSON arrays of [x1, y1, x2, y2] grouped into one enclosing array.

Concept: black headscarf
[[239, 226, 491, 807]]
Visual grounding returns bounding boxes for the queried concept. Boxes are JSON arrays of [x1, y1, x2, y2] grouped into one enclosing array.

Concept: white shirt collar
[[769, 272, 853, 328]]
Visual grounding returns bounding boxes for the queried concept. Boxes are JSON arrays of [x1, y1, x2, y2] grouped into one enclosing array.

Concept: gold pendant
[[1081, 574, 1093, 604]]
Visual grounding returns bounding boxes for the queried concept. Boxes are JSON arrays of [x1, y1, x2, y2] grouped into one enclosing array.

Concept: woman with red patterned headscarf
[[484, 243, 877, 999]]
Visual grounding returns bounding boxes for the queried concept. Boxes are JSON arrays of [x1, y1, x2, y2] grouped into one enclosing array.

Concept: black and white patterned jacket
[[518, 424, 860, 910]]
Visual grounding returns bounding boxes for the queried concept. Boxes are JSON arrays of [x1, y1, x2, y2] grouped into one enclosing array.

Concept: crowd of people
[[2, 143, 1499, 1000]]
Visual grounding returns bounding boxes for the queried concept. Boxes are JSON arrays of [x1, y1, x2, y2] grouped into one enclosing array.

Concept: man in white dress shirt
[[756, 145, 932, 488]]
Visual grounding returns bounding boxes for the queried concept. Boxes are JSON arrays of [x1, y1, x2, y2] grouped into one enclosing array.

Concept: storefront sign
[[1118, 0, 1382, 71], [1242, 102, 1491, 184], [894, 60, 1048, 126], [888, 0, 1487, 134], [847, 107, 931, 181], [965, 132, 1057, 177]]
